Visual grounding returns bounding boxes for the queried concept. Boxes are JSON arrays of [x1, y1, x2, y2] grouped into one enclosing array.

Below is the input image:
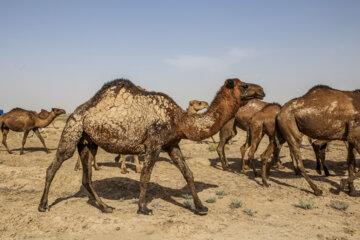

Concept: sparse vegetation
[[131, 198, 139, 204], [208, 144, 217, 152], [243, 208, 255, 216], [205, 197, 217, 203], [230, 199, 243, 209], [330, 200, 349, 211], [215, 190, 227, 196], [183, 199, 195, 209], [298, 198, 315, 210], [118, 197, 125, 202], [182, 194, 193, 200]]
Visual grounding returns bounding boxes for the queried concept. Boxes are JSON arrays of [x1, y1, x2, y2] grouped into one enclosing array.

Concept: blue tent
[[0, 109, 3, 115]]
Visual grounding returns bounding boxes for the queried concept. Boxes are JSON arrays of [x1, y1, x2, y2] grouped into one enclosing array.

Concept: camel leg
[[74, 155, 81, 171], [39, 116, 84, 212], [216, 133, 230, 171], [211, 136, 216, 143], [240, 142, 249, 172], [20, 130, 30, 155], [137, 150, 159, 215], [260, 140, 276, 187], [1, 128, 12, 154], [79, 140, 112, 212], [167, 145, 208, 215], [93, 155, 100, 170], [337, 143, 357, 195], [114, 154, 120, 163], [33, 128, 49, 153], [120, 155, 128, 174], [247, 121, 263, 177], [134, 155, 142, 173], [312, 140, 330, 176]]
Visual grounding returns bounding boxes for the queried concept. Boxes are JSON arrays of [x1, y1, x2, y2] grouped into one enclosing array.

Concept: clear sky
[[1, 0, 359, 113]]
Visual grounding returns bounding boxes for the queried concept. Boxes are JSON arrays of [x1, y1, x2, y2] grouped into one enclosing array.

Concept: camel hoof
[[101, 206, 114, 213], [137, 208, 153, 215], [316, 169, 321, 175], [38, 204, 48, 212], [243, 165, 250, 170], [314, 189, 323, 196], [121, 170, 128, 174], [263, 182, 270, 188], [277, 164, 285, 170], [94, 167, 101, 171], [195, 206, 208, 215]]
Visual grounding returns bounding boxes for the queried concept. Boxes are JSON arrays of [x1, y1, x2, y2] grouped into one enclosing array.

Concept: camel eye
[[242, 84, 248, 90]]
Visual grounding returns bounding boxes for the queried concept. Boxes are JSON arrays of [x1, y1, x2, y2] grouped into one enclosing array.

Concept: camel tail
[[274, 116, 284, 147]]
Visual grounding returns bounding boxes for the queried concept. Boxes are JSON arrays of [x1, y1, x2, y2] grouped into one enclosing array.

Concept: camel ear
[[226, 79, 234, 89], [189, 100, 194, 106]]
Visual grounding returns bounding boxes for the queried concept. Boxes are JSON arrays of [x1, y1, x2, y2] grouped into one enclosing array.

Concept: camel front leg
[[20, 130, 30, 155], [134, 155, 142, 173], [240, 142, 249, 172], [74, 155, 81, 171], [92, 155, 100, 170], [33, 128, 49, 153], [1, 128, 12, 154], [337, 143, 357, 195], [167, 145, 208, 215], [120, 155, 128, 174]]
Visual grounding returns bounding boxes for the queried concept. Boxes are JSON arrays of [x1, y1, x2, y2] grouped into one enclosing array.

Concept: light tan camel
[[39, 78, 264, 215], [0, 108, 66, 154], [216, 99, 268, 171], [275, 86, 360, 196]]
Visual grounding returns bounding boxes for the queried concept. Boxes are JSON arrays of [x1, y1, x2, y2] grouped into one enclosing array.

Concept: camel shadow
[[49, 177, 218, 213], [98, 156, 172, 170], [9, 147, 57, 154]]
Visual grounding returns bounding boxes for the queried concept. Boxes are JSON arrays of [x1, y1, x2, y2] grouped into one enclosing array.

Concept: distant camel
[[216, 99, 268, 171], [39, 78, 264, 215], [243, 103, 283, 187], [0, 108, 65, 154], [275, 86, 360, 196]]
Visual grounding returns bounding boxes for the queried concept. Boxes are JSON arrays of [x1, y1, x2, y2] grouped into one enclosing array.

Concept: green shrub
[[208, 144, 217, 152], [330, 200, 349, 211], [183, 199, 195, 209], [205, 197, 217, 203], [182, 194, 193, 200], [215, 190, 227, 196], [230, 199, 243, 209], [243, 208, 255, 216], [298, 198, 315, 210]]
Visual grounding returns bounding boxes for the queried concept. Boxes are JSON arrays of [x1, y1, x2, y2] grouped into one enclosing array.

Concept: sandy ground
[[0, 120, 359, 240]]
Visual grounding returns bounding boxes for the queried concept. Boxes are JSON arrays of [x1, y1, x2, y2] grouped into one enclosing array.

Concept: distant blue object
[[0, 109, 3, 115]]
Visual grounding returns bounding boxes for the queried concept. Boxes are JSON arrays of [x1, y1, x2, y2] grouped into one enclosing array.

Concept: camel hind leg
[[20, 130, 30, 155], [38, 115, 83, 212], [216, 119, 236, 171], [33, 128, 49, 153]]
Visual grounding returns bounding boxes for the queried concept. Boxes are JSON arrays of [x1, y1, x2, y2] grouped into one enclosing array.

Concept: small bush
[[243, 208, 255, 216], [330, 200, 349, 211], [208, 144, 217, 152], [230, 199, 243, 209], [118, 197, 125, 202], [205, 197, 217, 203], [183, 199, 195, 209], [215, 190, 227, 196], [298, 198, 315, 210], [182, 194, 193, 200]]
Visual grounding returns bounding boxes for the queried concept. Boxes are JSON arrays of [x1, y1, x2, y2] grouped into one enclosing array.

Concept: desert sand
[[0, 119, 359, 240]]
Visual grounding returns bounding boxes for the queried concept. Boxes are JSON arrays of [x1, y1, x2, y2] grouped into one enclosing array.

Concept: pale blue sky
[[1, 1, 359, 112]]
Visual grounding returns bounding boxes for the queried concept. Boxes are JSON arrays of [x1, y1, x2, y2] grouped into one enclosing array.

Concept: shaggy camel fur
[[243, 103, 283, 187], [275, 86, 360, 196], [216, 99, 268, 171], [74, 86, 148, 172], [0, 108, 65, 155], [39, 78, 264, 215]]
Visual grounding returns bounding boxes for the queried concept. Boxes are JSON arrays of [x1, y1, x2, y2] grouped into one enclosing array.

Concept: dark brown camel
[[275, 86, 360, 196], [39, 78, 264, 215], [244, 103, 283, 187], [0, 108, 66, 155], [216, 99, 268, 171]]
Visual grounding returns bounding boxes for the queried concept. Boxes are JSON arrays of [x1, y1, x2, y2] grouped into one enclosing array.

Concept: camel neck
[[36, 112, 57, 128], [180, 89, 239, 141]]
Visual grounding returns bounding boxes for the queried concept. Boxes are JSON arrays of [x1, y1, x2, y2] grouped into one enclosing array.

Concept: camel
[[0, 108, 66, 155], [74, 99, 212, 173], [38, 78, 264, 215], [275, 85, 360, 196], [216, 99, 268, 171], [243, 103, 283, 187]]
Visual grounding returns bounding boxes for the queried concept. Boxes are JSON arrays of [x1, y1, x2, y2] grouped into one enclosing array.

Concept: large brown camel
[[0, 108, 66, 155], [243, 103, 283, 187], [38, 78, 264, 215], [216, 99, 268, 171], [74, 99, 212, 173], [275, 86, 360, 196]]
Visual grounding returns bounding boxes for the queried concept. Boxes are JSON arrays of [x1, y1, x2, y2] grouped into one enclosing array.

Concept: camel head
[[51, 108, 66, 116], [189, 100, 209, 112], [224, 78, 265, 102]]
